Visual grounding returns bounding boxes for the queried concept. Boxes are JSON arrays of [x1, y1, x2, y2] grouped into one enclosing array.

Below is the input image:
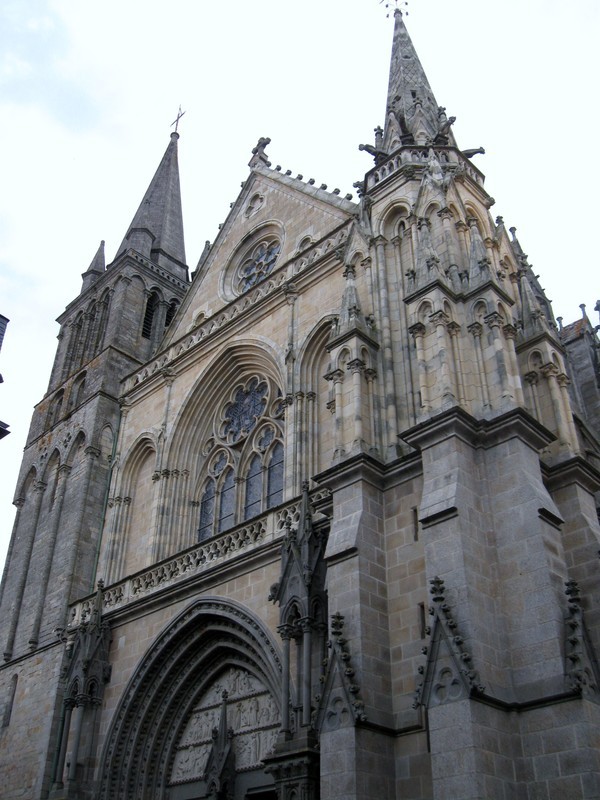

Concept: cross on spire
[[380, 0, 408, 17], [171, 105, 186, 133]]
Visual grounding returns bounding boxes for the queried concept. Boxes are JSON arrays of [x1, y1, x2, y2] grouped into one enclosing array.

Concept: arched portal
[[99, 598, 282, 800]]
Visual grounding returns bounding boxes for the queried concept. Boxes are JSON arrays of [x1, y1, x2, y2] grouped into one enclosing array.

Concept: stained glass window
[[218, 468, 236, 533], [197, 377, 285, 540], [198, 478, 216, 541], [223, 379, 267, 443], [267, 441, 284, 508], [237, 239, 281, 293], [244, 453, 263, 521]]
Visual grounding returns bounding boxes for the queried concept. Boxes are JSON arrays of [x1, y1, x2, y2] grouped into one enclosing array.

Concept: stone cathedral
[[1, 11, 600, 800]]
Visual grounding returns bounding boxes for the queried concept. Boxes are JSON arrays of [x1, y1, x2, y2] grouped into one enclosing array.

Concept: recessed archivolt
[[470, 298, 489, 322], [348, 249, 365, 267], [297, 317, 335, 391], [168, 341, 284, 472], [16, 465, 38, 502], [378, 201, 411, 239], [337, 346, 352, 371], [416, 299, 434, 326], [64, 430, 86, 467], [464, 206, 490, 239], [528, 350, 543, 371], [424, 201, 441, 218], [98, 597, 282, 800], [40, 448, 62, 485], [119, 435, 157, 496]]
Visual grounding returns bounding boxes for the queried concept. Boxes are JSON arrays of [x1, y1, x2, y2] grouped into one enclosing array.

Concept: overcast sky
[[0, 0, 598, 574]]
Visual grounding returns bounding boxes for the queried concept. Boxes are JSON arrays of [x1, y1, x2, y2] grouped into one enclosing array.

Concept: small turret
[[81, 239, 105, 293]]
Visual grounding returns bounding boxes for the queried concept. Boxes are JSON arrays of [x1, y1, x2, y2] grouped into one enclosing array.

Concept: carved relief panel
[[169, 666, 280, 786]]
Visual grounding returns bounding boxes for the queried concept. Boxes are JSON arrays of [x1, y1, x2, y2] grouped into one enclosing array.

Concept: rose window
[[236, 239, 281, 293]]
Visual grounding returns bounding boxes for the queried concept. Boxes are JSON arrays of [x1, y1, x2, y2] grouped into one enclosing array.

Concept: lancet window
[[197, 376, 285, 541], [142, 291, 159, 339]]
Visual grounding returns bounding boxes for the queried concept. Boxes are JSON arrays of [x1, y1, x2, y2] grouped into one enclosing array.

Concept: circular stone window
[[236, 236, 281, 293]]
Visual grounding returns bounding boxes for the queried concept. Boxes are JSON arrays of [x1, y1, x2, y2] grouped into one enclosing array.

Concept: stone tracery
[[197, 375, 285, 541]]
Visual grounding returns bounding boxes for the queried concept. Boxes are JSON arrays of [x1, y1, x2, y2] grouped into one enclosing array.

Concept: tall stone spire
[[382, 9, 457, 152], [114, 132, 188, 281]]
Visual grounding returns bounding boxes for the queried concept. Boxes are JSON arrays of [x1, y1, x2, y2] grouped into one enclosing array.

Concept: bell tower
[[0, 133, 188, 653]]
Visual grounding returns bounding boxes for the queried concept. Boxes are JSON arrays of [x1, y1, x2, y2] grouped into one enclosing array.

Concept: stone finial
[[249, 136, 271, 168]]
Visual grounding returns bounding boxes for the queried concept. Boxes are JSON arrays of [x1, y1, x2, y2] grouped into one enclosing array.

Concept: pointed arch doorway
[[98, 598, 282, 800]]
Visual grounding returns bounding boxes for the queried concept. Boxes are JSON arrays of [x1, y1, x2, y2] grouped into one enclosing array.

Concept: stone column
[[52, 698, 74, 789], [0, 496, 24, 610], [557, 372, 579, 453], [294, 391, 305, 495], [364, 368, 377, 453], [408, 322, 429, 413], [524, 370, 541, 419], [67, 695, 88, 782], [430, 310, 455, 407], [108, 275, 132, 351], [484, 311, 512, 405], [374, 235, 398, 451], [455, 219, 469, 273], [325, 369, 345, 461], [361, 257, 375, 319], [62, 445, 100, 611], [447, 321, 465, 406], [300, 618, 312, 726], [29, 464, 72, 648], [502, 323, 525, 406], [3, 482, 46, 660], [306, 392, 316, 479], [467, 322, 490, 411], [154, 370, 176, 559], [278, 624, 292, 735], [541, 362, 573, 452], [347, 358, 365, 451]]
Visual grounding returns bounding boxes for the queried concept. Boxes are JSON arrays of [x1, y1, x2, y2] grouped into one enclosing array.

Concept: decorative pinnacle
[[380, 0, 409, 17]]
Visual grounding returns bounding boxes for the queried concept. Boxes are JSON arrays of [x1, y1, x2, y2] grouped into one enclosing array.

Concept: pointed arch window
[[68, 373, 87, 411], [244, 453, 263, 520], [47, 391, 64, 429], [196, 377, 285, 542], [266, 440, 284, 508], [218, 468, 236, 533], [93, 292, 111, 354], [198, 478, 216, 542], [142, 292, 160, 339], [165, 299, 178, 328]]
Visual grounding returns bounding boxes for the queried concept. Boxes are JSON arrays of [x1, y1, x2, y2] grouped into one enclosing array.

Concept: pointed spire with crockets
[[115, 132, 188, 281], [382, 9, 457, 153]]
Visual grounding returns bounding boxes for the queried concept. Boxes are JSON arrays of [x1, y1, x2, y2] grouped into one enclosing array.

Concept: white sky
[[0, 0, 598, 574]]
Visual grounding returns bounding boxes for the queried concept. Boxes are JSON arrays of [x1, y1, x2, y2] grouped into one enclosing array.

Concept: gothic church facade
[[1, 11, 600, 800]]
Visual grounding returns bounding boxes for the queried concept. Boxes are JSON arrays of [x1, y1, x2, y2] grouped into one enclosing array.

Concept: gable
[[163, 167, 356, 346]]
